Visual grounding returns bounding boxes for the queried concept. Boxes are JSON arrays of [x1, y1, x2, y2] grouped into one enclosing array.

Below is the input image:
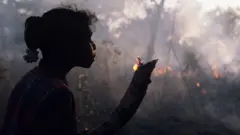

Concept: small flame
[[211, 65, 221, 79], [157, 68, 165, 75], [133, 56, 143, 71], [212, 63, 221, 79], [133, 64, 139, 71], [213, 70, 221, 79], [196, 82, 200, 87], [152, 66, 173, 76]]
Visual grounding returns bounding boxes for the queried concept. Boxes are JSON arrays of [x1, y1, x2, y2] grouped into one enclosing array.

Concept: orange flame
[[157, 68, 165, 75], [211, 64, 221, 79], [213, 70, 221, 79], [133, 64, 139, 71], [133, 56, 143, 71], [152, 66, 173, 76], [196, 82, 200, 87]]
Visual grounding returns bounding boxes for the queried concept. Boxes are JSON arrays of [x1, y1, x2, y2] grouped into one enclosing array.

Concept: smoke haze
[[1, 0, 240, 134]]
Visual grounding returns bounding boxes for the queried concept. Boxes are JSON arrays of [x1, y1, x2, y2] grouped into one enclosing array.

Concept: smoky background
[[1, 0, 240, 134]]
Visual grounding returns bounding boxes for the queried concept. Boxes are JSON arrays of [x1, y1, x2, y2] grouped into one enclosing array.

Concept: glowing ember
[[213, 71, 221, 79], [211, 64, 221, 79], [133, 64, 139, 71], [196, 83, 200, 87], [133, 56, 143, 71], [152, 66, 173, 76], [157, 68, 165, 75]]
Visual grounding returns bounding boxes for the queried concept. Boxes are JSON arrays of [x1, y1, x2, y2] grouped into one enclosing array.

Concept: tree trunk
[[145, 0, 165, 61]]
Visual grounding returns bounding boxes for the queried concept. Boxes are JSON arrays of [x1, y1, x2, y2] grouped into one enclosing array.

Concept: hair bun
[[24, 16, 43, 50], [23, 49, 39, 63]]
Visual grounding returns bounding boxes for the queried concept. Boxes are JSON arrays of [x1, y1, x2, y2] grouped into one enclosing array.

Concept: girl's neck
[[38, 59, 73, 80]]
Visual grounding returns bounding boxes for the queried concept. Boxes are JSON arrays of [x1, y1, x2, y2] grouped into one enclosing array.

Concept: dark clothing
[[1, 65, 150, 135], [1, 67, 77, 135]]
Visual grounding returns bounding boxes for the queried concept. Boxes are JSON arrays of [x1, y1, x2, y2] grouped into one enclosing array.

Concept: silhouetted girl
[[1, 6, 156, 135]]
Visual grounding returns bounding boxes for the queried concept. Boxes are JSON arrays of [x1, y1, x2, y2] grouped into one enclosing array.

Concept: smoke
[[2, 0, 240, 134], [173, 0, 240, 74], [1, 0, 240, 70]]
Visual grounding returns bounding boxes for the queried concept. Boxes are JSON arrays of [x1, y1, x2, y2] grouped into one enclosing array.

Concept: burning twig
[[133, 56, 143, 71]]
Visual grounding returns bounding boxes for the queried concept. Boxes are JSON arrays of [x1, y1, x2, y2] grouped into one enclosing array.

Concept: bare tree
[[145, 0, 165, 61]]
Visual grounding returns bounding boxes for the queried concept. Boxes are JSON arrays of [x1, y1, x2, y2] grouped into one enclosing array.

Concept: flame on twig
[[133, 56, 143, 71], [133, 64, 139, 71]]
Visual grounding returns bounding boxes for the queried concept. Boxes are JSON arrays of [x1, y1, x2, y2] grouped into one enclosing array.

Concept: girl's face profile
[[71, 30, 96, 68]]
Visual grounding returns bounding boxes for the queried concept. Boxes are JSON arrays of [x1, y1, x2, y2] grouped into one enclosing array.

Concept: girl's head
[[23, 6, 98, 68]]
